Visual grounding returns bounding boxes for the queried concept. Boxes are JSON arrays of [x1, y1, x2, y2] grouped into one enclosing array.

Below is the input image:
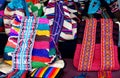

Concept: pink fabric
[[0, 10, 4, 16], [38, 18, 49, 24], [33, 41, 49, 49], [73, 44, 81, 71], [73, 44, 120, 71], [10, 28, 18, 35]]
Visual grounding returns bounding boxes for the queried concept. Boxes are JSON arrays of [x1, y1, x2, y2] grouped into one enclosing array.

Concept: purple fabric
[[52, 1, 64, 43], [9, 32, 18, 36]]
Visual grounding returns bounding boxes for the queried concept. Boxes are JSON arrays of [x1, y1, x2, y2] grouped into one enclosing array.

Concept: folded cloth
[[30, 66, 63, 78]]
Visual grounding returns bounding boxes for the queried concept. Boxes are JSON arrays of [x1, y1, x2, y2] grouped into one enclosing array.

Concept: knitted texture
[[30, 66, 62, 78], [32, 17, 56, 68], [3, 0, 25, 34], [0, 0, 6, 32], [45, 0, 77, 41], [4, 16, 56, 68], [73, 18, 120, 71], [6, 16, 37, 78]]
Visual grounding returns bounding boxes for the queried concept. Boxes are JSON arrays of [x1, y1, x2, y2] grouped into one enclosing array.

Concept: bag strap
[[23, 0, 30, 16]]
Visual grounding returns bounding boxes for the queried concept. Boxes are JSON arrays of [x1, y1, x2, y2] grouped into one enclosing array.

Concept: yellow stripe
[[38, 67, 49, 77], [4, 60, 12, 65], [51, 68, 60, 78], [36, 30, 50, 36], [31, 69, 37, 77], [13, 27, 20, 32]]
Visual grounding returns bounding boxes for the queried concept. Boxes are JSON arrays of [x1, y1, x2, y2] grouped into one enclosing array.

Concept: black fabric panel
[[0, 33, 8, 57], [58, 39, 77, 58]]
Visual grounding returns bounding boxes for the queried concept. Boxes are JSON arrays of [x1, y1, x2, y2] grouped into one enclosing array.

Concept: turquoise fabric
[[8, 0, 30, 16], [88, 0, 114, 14], [38, 24, 49, 30]]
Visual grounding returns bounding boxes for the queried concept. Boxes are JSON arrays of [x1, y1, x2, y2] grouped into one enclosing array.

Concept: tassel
[[98, 71, 112, 78], [74, 72, 87, 78]]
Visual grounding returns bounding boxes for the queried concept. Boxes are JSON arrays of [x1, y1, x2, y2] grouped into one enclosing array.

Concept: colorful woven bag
[[4, 0, 65, 69], [45, 0, 77, 41], [3, 0, 26, 34], [73, 18, 120, 78], [0, 0, 6, 32], [3, 0, 43, 34]]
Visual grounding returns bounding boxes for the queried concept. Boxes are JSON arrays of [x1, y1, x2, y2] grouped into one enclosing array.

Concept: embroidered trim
[[101, 19, 114, 70], [98, 71, 112, 78], [78, 18, 97, 71]]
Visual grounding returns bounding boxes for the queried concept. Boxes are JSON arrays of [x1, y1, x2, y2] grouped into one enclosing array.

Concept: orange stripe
[[6, 41, 16, 48], [38, 67, 48, 77], [50, 68, 60, 78], [48, 68, 60, 78]]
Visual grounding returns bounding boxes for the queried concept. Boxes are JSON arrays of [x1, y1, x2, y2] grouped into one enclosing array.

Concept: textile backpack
[[4, 0, 64, 77], [73, 18, 120, 78], [45, 0, 77, 41], [4, 0, 64, 69]]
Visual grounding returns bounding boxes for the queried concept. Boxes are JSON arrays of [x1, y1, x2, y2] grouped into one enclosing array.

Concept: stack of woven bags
[[0, 0, 120, 78], [1, 0, 77, 78]]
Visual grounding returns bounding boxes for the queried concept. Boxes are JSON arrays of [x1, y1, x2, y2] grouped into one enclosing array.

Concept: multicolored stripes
[[4, 15, 22, 65], [45, 0, 77, 41], [6, 16, 37, 78], [78, 18, 97, 71], [4, 16, 57, 68], [101, 19, 114, 70], [32, 17, 55, 68], [12, 16, 37, 70], [3, 3, 25, 34], [6, 70, 29, 78], [31, 67, 62, 78]]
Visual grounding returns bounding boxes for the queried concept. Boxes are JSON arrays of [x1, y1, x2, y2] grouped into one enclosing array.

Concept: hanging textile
[[45, 0, 77, 41], [73, 18, 120, 78]]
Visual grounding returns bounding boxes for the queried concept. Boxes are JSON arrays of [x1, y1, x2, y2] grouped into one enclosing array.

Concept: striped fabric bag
[[45, 0, 77, 41], [6, 16, 37, 78], [0, 0, 6, 32], [3, 0, 43, 34], [4, 16, 56, 68], [4, 0, 64, 68], [73, 18, 120, 78], [3, 0, 26, 34]]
